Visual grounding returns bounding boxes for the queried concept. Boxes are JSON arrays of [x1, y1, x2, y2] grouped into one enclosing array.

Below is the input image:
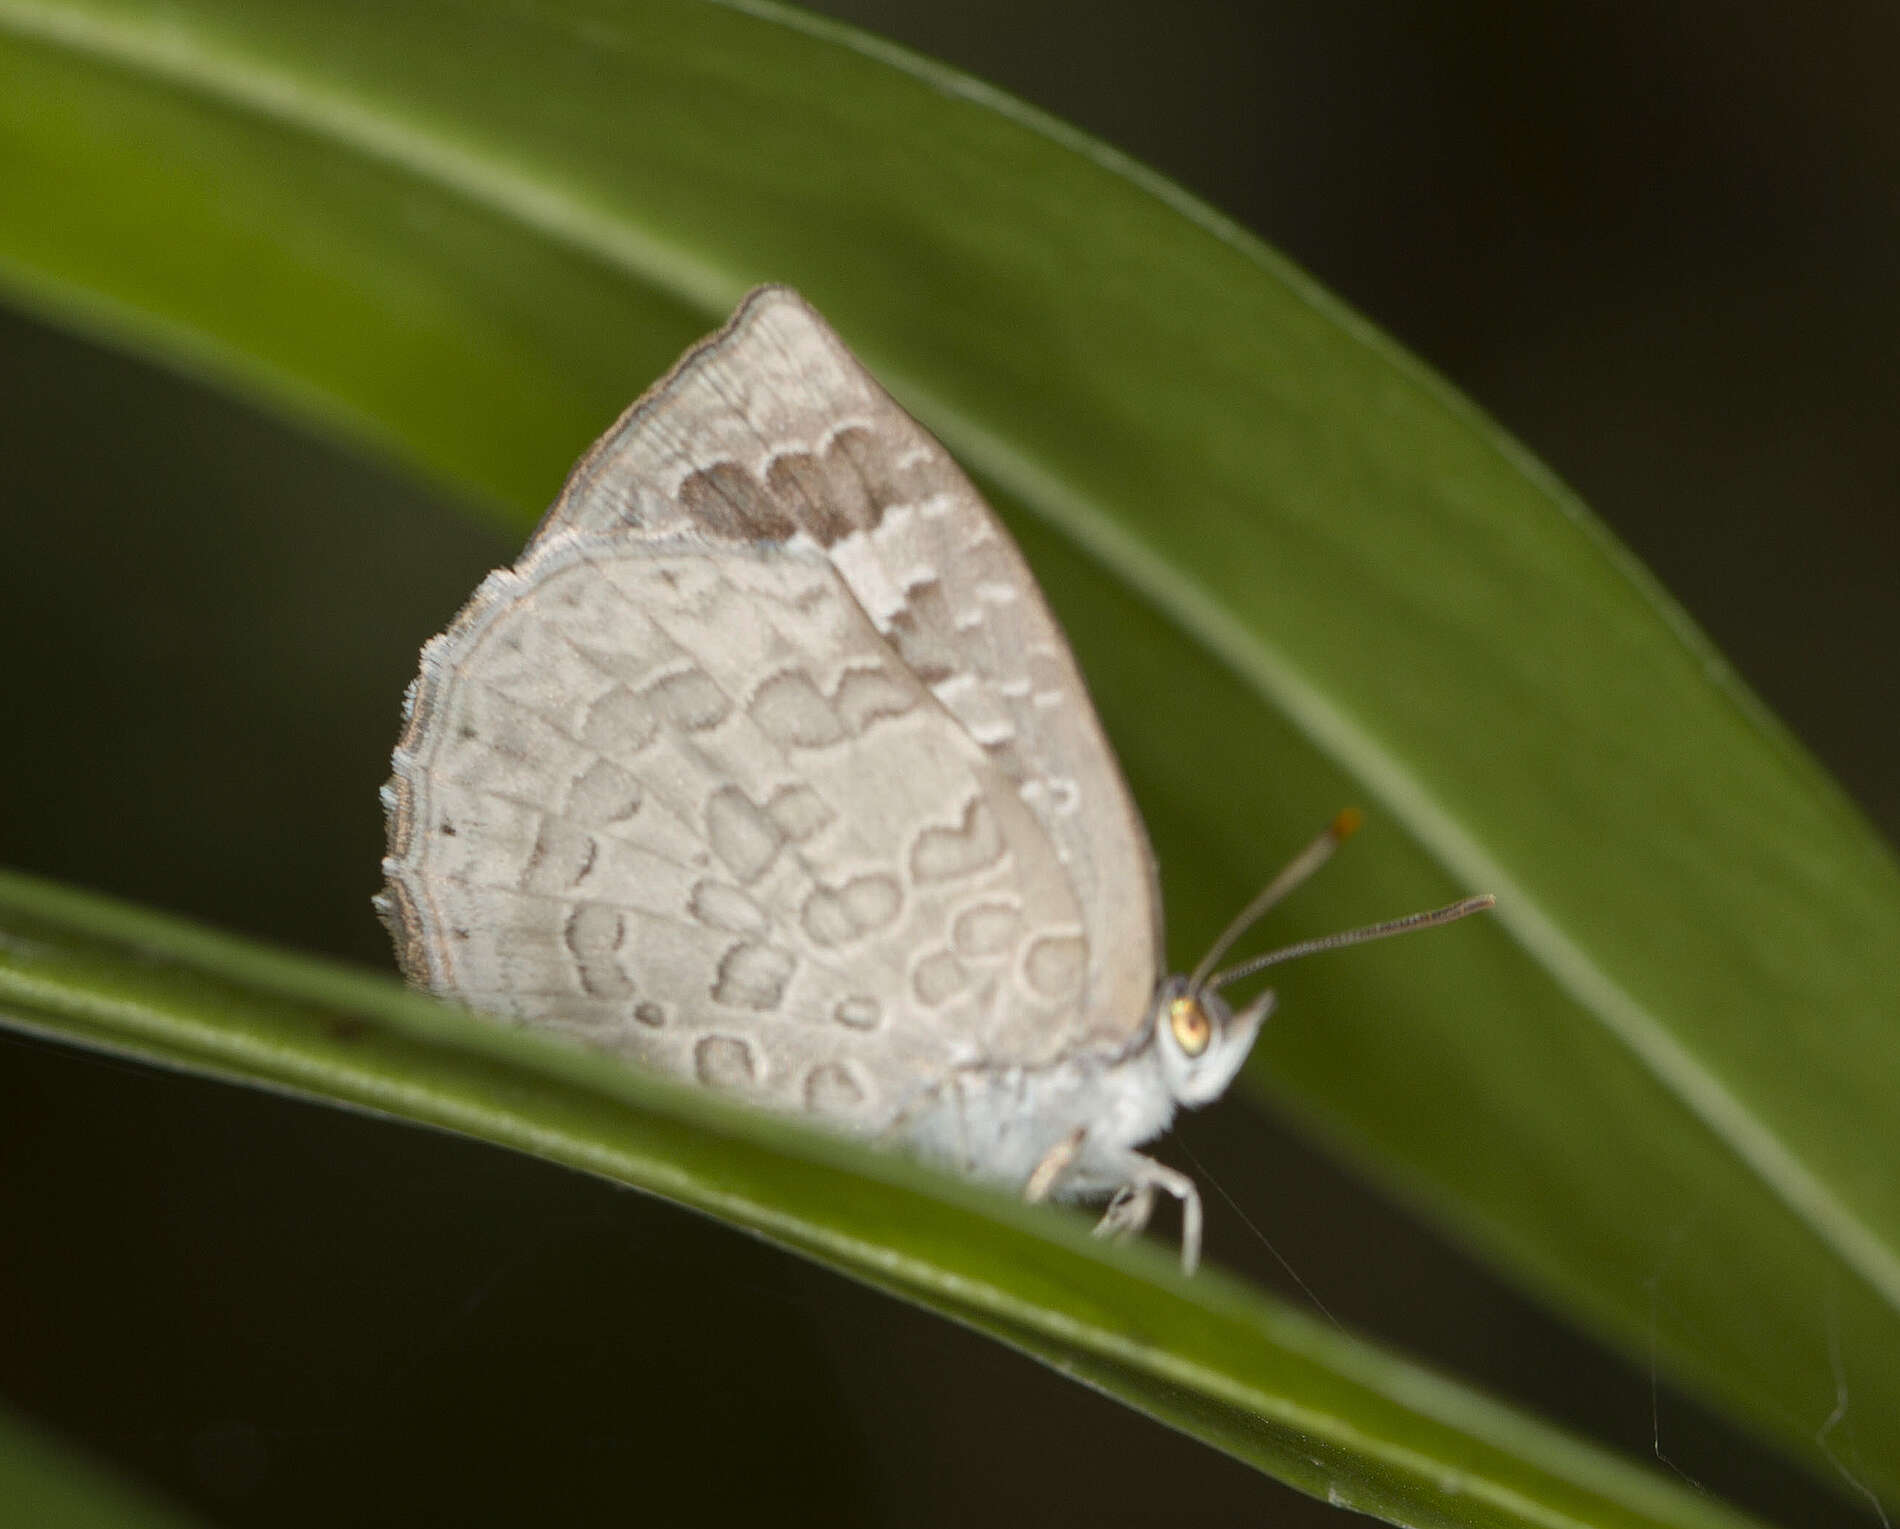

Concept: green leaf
[[0, 0, 1894, 1521], [0, 872, 1765, 1529]]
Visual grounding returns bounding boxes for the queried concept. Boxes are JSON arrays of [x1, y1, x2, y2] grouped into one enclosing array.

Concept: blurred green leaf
[[0, 0, 1895, 1522], [0, 1404, 205, 1529]]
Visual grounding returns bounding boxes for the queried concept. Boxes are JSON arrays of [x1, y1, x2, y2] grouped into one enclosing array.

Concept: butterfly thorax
[[889, 1021, 1178, 1200], [888, 975, 1265, 1203]]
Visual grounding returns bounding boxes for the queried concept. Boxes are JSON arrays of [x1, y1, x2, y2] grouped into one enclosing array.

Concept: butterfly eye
[[1168, 996, 1213, 1058]]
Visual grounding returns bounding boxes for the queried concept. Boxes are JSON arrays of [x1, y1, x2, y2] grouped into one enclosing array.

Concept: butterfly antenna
[[1187, 809, 1365, 996], [1205, 895, 1497, 993]]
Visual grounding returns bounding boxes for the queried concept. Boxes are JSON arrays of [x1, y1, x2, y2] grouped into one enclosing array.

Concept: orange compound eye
[[1168, 995, 1212, 1058]]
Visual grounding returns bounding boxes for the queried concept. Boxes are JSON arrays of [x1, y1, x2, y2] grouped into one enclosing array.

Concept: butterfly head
[[1153, 811, 1496, 1111], [1153, 976, 1273, 1107]]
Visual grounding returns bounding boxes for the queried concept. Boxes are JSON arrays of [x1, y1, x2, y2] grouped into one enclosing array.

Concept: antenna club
[[1330, 807, 1365, 843]]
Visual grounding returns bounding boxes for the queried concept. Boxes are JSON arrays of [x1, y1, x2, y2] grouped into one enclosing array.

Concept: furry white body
[[896, 1029, 1180, 1196]]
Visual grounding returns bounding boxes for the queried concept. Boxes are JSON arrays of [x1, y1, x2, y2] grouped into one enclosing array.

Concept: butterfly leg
[[1023, 1125, 1088, 1203], [1093, 1156, 1203, 1275]]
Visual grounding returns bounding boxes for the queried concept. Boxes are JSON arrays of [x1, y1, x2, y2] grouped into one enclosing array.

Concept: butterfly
[[377, 287, 1489, 1272]]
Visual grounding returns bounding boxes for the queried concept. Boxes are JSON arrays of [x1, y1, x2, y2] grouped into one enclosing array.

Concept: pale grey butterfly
[[377, 287, 1491, 1272]]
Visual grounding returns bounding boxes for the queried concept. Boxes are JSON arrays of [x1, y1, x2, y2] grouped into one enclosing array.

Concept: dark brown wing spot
[[830, 423, 934, 518], [678, 460, 796, 541]]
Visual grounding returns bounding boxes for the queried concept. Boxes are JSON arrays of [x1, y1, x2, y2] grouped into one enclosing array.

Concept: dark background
[[2, 3, 1894, 1525]]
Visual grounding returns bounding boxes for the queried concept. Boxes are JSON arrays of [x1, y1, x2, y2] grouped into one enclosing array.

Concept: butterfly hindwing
[[380, 287, 1163, 1129]]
